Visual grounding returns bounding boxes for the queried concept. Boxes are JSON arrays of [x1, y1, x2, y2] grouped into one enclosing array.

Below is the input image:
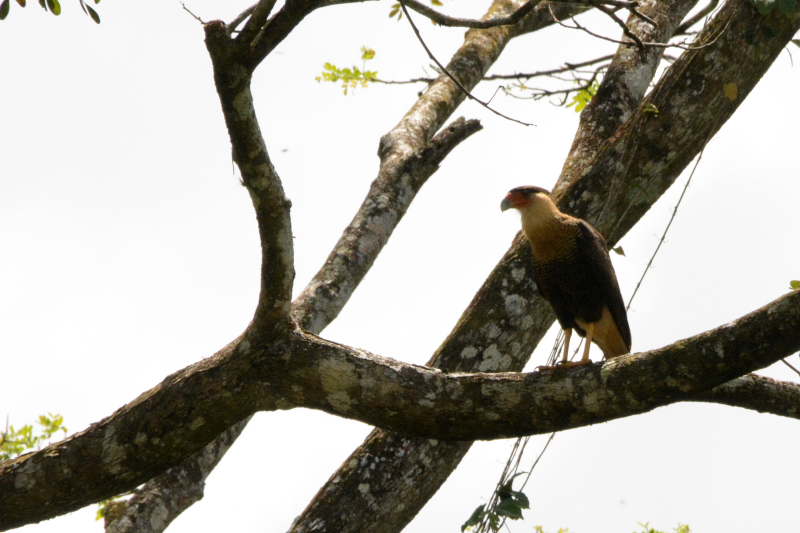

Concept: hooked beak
[[500, 196, 514, 212]]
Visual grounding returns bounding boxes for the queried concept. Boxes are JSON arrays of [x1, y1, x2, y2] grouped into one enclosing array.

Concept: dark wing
[[575, 221, 632, 351]]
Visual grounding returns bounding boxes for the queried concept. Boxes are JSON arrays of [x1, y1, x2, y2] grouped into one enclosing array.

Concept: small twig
[[676, 0, 720, 35], [374, 76, 435, 85], [503, 81, 594, 100], [180, 1, 204, 23], [483, 54, 614, 80], [228, 2, 257, 33], [518, 432, 555, 492], [373, 54, 614, 87], [554, 11, 706, 51], [596, 0, 658, 27], [590, 0, 646, 50], [400, 0, 541, 29], [781, 358, 800, 379], [398, 0, 534, 127], [626, 136, 704, 310], [237, 0, 279, 48]]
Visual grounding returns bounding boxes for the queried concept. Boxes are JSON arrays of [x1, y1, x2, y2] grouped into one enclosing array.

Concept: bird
[[501, 185, 631, 367]]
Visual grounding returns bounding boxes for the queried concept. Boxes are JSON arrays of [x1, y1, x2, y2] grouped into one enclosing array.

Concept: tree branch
[[557, 0, 698, 193], [675, 0, 719, 34], [398, 0, 534, 126], [104, 417, 251, 533], [694, 375, 800, 419], [3, 288, 800, 530], [205, 22, 294, 327], [287, 290, 800, 439], [292, 117, 483, 333], [400, 0, 541, 28]]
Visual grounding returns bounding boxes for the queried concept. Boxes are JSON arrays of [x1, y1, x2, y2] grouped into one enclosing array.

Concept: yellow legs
[[538, 323, 595, 371]]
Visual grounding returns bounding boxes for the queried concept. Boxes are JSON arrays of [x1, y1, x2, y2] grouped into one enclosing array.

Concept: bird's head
[[500, 185, 552, 212], [501, 185, 563, 235]]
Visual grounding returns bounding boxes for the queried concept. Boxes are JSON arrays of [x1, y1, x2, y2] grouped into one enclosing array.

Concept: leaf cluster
[[636, 522, 691, 533], [566, 79, 600, 113], [0, 413, 67, 461], [0, 0, 100, 22], [316, 47, 378, 95], [461, 475, 530, 532]]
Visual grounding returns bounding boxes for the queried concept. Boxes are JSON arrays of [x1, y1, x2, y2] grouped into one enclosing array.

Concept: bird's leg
[[536, 328, 575, 371], [561, 328, 572, 364], [580, 322, 594, 364]]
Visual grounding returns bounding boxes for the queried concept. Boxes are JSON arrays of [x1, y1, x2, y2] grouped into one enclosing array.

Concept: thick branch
[[292, 117, 483, 333], [556, 0, 698, 193], [288, 290, 800, 439], [205, 22, 294, 326], [3, 289, 799, 530], [104, 417, 251, 533], [695, 375, 800, 418]]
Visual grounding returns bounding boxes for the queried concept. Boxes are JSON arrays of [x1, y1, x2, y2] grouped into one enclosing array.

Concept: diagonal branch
[[103, 417, 251, 533], [557, 0, 699, 193], [292, 0, 582, 336], [398, 0, 534, 126], [292, 118, 483, 333], [676, 0, 719, 34]]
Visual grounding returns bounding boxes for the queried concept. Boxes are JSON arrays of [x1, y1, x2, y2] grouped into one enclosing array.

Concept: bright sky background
[[1, 1, 799, 532]]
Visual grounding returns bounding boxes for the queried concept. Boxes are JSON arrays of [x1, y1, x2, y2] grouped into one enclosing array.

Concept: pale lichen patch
[[149, 503, 169, 531], [460, 346, 478, 359], [319, 358, 358, 413], [503, 294, 527, 317], [189, 417, 205, 431], [13, 460, 38, 490], [483, 322, 502, 339], [478, 344, 511, 372]]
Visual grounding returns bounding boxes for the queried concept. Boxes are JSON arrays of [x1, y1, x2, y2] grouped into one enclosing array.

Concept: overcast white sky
[[1, 1, 799, 532]]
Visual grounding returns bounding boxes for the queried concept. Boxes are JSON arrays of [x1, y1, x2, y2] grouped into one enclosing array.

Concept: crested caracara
[[501, 185, 631, 366]]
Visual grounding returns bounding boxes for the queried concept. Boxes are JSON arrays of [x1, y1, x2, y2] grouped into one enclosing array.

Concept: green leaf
[[461, 504, 485, 532], [15, 0, 24, 6], [0, 0, 10, 20], [430, 0, 443, 5], [45, 0, 60, 15], [792, 39, 800, 48], [642, 103, 659, 115], [361, 46, 375, 61], [87, 4, 99, 23], [790, 280, 800, 290], [495, 498, 524, 520], [612, 245, 626, 256], [566, 79, 599, 113]]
